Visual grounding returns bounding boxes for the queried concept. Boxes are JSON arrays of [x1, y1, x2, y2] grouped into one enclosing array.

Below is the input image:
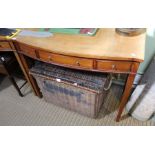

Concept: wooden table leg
[[116, 73, 136, 122], [116, 62, 139, 122], [13, 51, 42, 98]]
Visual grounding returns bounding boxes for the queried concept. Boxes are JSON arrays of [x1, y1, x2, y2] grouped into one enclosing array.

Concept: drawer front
[[96, 60, 132, 72], [18, 43, 36, 58], [38, 50, 93, 69], [0, 42, 12, 50]]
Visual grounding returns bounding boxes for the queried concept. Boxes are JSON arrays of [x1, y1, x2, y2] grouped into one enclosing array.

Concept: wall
[[138, 28, 155, 74]]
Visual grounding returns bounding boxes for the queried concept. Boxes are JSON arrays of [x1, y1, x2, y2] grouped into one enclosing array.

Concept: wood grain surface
[[14, 28, 146, 62]]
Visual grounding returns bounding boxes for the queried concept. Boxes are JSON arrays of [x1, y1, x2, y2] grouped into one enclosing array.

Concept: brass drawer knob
[[112, 64, 116, 69], [76, 61, 80, 66], [48, 56, 52, 61]]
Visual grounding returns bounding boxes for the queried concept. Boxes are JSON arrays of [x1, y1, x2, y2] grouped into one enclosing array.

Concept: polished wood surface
[[0, 28, 146, 121], [18, 43, 36, 58], [15, 28, 146, 62], [0, 41, 13, 51], [38, 50, 94, 69], [116, 62, 140, 121], [17, 42, 139, 74], [96, 60, 132, 73]]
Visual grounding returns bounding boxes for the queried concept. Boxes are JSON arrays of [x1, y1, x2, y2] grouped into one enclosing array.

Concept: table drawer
[[18, 43, 36, 58], [38, 50, 93, 69], [96, 60, 132, 72], [0, 42, 12, 51]]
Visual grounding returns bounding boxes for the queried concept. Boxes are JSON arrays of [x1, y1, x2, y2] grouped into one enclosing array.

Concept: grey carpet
[[0, 77, 154, 126]]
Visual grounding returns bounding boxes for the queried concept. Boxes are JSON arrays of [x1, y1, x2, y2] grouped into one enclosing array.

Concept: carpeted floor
[[0, 76, 154, 126]]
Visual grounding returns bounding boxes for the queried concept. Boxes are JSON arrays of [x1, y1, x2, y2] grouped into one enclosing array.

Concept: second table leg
[[116, 73, 136, 122]]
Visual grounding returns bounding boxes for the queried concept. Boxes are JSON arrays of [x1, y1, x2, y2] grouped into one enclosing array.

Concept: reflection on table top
[[1, 28, 146, 62]]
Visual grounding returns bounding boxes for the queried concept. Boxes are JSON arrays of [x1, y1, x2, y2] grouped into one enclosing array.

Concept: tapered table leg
[[116, 62, 140, 122], [14, 51, 42, 98], [116, 73, 136, 122]]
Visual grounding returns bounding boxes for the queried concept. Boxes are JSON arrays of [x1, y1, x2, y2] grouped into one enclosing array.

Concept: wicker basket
[[30, 61, 109, 118]]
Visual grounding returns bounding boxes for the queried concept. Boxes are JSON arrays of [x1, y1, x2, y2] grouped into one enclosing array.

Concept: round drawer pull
[[48, 56, 52, 61], [76, 61, 80, 66], [112, 64, 116, 69]]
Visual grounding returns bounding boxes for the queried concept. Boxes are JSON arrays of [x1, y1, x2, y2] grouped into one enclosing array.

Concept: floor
[[0, 75, 154, 126]]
